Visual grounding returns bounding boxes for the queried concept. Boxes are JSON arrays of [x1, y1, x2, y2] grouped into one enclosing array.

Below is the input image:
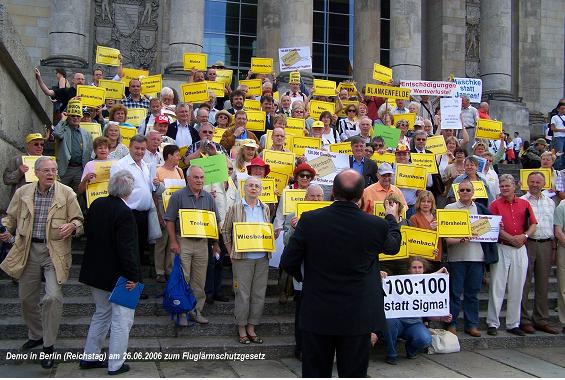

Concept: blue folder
[[108, 276, 144, 309]]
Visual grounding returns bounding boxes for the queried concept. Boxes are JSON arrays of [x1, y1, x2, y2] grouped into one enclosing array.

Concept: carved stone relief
[[465, 0, 480, 77]]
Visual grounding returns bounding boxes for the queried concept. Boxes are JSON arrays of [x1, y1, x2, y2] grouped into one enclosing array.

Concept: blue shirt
[[242, 198, 267, 259], [351, 156, 364, 176], [237, 129, 248, 140]]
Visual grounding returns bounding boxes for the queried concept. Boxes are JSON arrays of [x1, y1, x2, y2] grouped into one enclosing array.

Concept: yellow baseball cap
[[26, 133, 45, 143], [311, 121, 324, 128]]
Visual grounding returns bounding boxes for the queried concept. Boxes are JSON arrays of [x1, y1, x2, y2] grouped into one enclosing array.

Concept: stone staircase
[[0, 240, 564, 364]]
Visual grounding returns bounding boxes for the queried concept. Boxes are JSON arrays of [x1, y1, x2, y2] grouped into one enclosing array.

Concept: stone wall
[[0, 3, 51, 211]]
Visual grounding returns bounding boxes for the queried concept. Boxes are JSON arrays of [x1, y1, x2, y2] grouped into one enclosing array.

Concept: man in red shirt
[[487, 174, 537, 336]]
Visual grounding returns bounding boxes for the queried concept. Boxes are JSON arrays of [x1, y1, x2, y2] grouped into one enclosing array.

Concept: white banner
[[440, 97, 462, 129], [278, 46, 312, 72], [304, 148, 349, 186], [453, 77, 483, 103], [469, 215, 501, 243], [383, 274, 450, 318], [399, 80, 457, 97]]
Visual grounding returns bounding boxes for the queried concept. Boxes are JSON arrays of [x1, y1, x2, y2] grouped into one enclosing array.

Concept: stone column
[[41, 0, 90, 68], [165, 0, 205, 74], [480, 0, 512, 96], [279, 0, 313, 54], [390, 0, 422, 81], [256, 1, 281, 72], [353, 0, 380, 87]]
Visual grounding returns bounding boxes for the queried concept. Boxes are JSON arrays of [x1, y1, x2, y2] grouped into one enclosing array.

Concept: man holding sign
[[3, 133, 45, 198], [122, 79, 149, 110]]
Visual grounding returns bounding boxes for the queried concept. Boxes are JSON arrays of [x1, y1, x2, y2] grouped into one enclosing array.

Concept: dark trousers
[[302, 330, 371, 378], [294, 290, 303, 353], [205, 236, 225, 297], [131, 209, 149, 272]]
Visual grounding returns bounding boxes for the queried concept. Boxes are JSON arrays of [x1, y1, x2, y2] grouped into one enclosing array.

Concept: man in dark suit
[[166, 103, 200, 148], [348, 135, 378, 187], [410, 130, 445, 195], [281, 169, 402, 377], [79, 170, 141, 376]]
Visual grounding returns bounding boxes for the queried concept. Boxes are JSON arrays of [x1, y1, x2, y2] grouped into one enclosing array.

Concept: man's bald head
[[332, 169, 365, 202]]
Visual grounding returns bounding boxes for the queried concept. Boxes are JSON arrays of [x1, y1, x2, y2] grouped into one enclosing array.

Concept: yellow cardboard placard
[[244, 99, 261, 111], [365, 84, 410, 100], [273, 91, 280, 102], [121, 68, 149, 85], [80, 122, 102, 140], [233, 222, 275, 252], [183, 53, 207, 71], [373, 201, 407, 219], [140, 74, 162, 96], [215, 69, 233, 85], [286, 118, 306, 136], [403, 226, 438, 260], [288, 71, 301, 84], [337, 82, 358, 97], [308, 100, 335, 120], [119, 126, 137, 146], [393, 113, 417, 130], [394, 163, 427, 190], [476, 119, 503, 140], [291, 136, 322, 156], [245, 110, 266, 132], [283, 189, 306, 215], [92, 161, 113, 183], [262, 150, 295, 177], [296, 201, 333, 218], [436, 209, 471, 237], [308, 155, 336, 178], [452, 181, 489, 201], [265, 130, 294, 151], [86, 180, 109, 207], [180, 82, 209, 104], [98, 79, 125, 100], [126, 108, 147, 127], [519, 168, 552, 191], [179, 209, 218, 239], [239, 178, 278, 203], [337, 101, 360, 117], [178, 146, 189, 169], [372, 152, 396, 166], [251, 57, 273, 74], [379, 228, 409, 261], [328, 142, 353, 155], [471, 217, 492, 236], [21, 156, 55, 182], [239, 79, 262, 96], [425, 135, 447, 155], [313, 79, 337, 97], [212, 128, 227, 144], [162, 186, 183, 211], [206, 81, 225, 97], [372, 63, 393, 83], [76, 85, 105, 107], [410, 153, 438, 174], [95, 46, 121, 66], [266, 170, 290, 194]]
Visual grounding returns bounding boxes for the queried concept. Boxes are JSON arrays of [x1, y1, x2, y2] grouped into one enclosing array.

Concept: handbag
[[427, 328, 460, 354], [147, 201, 162, 243]]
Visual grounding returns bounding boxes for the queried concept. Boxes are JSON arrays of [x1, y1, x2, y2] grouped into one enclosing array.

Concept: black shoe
[[21, 338, 43, 350], [79, 360, 108, 369], [109, 363, 130, 375], [205, 295, 215, 305], [487, 327, 498, 336], [385, 357, 398, 365], [139, 293, 148, 300], [507, 327, 526, 337], [213, 295, 229, 302], [40, 346, 55, 369]]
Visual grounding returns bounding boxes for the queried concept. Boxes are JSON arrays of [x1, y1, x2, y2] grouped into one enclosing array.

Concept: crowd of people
[[1, 55, 565, 376]]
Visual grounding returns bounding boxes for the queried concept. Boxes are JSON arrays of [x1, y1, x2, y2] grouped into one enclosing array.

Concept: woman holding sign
[[234, 139, 259, 181], [410, 191, 442, 266], [109, 104, 135, 129], [78, 137, 112, 194], [103, 122, 129, 160]]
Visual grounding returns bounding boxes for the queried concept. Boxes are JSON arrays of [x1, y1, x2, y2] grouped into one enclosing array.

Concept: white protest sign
[[453, 77, 483, 103], [304, 148, 349, 186], [383, 274, 450, 319], [279, 46, 312, 72], [399, 80, 457, 97], [440, 97, 462, 129], [469, 215, 501, 243]]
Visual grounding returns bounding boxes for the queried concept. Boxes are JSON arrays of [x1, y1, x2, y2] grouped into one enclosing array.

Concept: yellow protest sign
[[179, 209, 218, 239], [373, 201, 407, 219], [67, 98, 83, 117], [126, 108, 147, 127], [283, 189, 306, 215], [379, 228, 409, 261], [337, 101, 360, 117], [180, 82, 209, 103], [121, 68, 149, 85], [92, 161, 113, 183], [520, 168, 552, 191], [244, 99, 261, 111], [453, 181, 488, 201], [86, 181, 109, 207], [239, 178, 278, 203], [178, 146, 189, 169], [233, 222, 275, 252], [308, 100, 335, 120], [476, 119, 503, 140], [313, 79, 337, 97], [394, 163, 427, 190], [372, 152, 396, 166], [410, 153, 438, 174], [215, 69, 233, 85], [365, 84, 410, 100], [393, 113, 417, 130], [373, 63, 393, 83], [403, 226, 438, 260], [245, 110, 266, 132], [251, 57, 273, 74], [436, 209, 471, 237], [119, 126, 137, 146], [265, 130, 293, 151], [296, 201, 333, 218], [289, 71, 301, 83], [239, 79, 262, 96], [76, 85, 105, 107], [95, 46, 121, 66], [140, 74, 162, 96], [263, 150, 295, 177], [266, 170, 290, 194], [337, 82, 358, 97], [425, 135, 447, 155], [286, 118, 306, 136], [183, 53, 207, 71], [80, 122, 102, 140], [212, 128, 227, 144], [292, 136, 322, 156], [98, 79, 125, 100], [206, 81, 225, 97], [308, 155, 336, 177], [328, 142, 353, 155], [162, 186, 183, 211], [273, 91, 280, 102], [21, 156, 55, 182]]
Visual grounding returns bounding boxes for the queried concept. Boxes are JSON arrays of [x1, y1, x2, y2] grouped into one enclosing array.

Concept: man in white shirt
[[550, 103, 565, 170], [167, 103, 198, 148], [460, 95, 479, 154], [392, 99, 408, 115], [143, 130, 164, 173], [513, 132, 523, 158]]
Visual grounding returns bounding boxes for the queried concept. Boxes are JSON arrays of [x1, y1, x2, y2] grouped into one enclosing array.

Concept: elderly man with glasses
[[184, 122, 227, 162]]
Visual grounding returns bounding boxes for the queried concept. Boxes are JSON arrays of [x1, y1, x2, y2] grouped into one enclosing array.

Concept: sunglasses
[[228, 167, 234, 172], [218, 115, 228, 118], [347, 109, 356, 113], [458, 188, 472, 193], [374, 144, 383, 148], [294, 110, 304, 113], [416, 138, 426, 142], [32, 143, 45, 147], [201, 130, 214, 134], [298, 173, 312, 179]]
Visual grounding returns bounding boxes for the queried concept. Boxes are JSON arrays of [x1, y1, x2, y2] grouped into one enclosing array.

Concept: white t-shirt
[[551, 114, 565, 137]]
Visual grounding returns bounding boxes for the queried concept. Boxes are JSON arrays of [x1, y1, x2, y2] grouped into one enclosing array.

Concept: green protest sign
[[373, 124, 401, 148], [189, 154, 229, 185]]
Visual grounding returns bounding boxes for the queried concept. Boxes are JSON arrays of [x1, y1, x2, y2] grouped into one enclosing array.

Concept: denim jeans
[[553, 137, 565, 170], [448, 261, 484, 329], [384, 318, 432, 359]]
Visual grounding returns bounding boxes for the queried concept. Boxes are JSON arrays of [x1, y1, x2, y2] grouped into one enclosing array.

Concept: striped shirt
[[520, 192, 555, 240], [32, 185, 55, 240]]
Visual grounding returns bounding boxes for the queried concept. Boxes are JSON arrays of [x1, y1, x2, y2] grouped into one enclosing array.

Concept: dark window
[[328, 13, 349, 45], [329, 0, 349, 14], [381, 19, 390, 50]]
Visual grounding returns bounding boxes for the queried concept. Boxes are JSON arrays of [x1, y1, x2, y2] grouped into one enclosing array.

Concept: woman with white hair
[[103, 121, 129, 160], [408, 101, 424, 125]]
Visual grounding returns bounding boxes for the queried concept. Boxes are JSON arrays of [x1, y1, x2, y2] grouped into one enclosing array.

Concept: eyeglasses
[[416, 138, 427, 142], [201, 130, 214, 134], [458, 188, 472, 193], [38, 169, 58, 174], [374, 144, 383, 148], [298, 173, 312, 179], [294, 110, 304, 113], [32, 143, 44, 147], [218, 115, 228, 119], [228, 167, 234, 172]]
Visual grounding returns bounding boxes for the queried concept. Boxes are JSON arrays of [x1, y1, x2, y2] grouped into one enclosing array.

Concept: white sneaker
[[192, 311, 209, 324]]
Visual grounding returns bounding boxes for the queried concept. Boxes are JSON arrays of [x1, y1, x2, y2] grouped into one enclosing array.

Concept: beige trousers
[[178, 237, 209, 313], [154, 198, 172, 276], [521, 240, 553, 325], [232, 257, 269, 326], [557, 246, 565, 325]]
